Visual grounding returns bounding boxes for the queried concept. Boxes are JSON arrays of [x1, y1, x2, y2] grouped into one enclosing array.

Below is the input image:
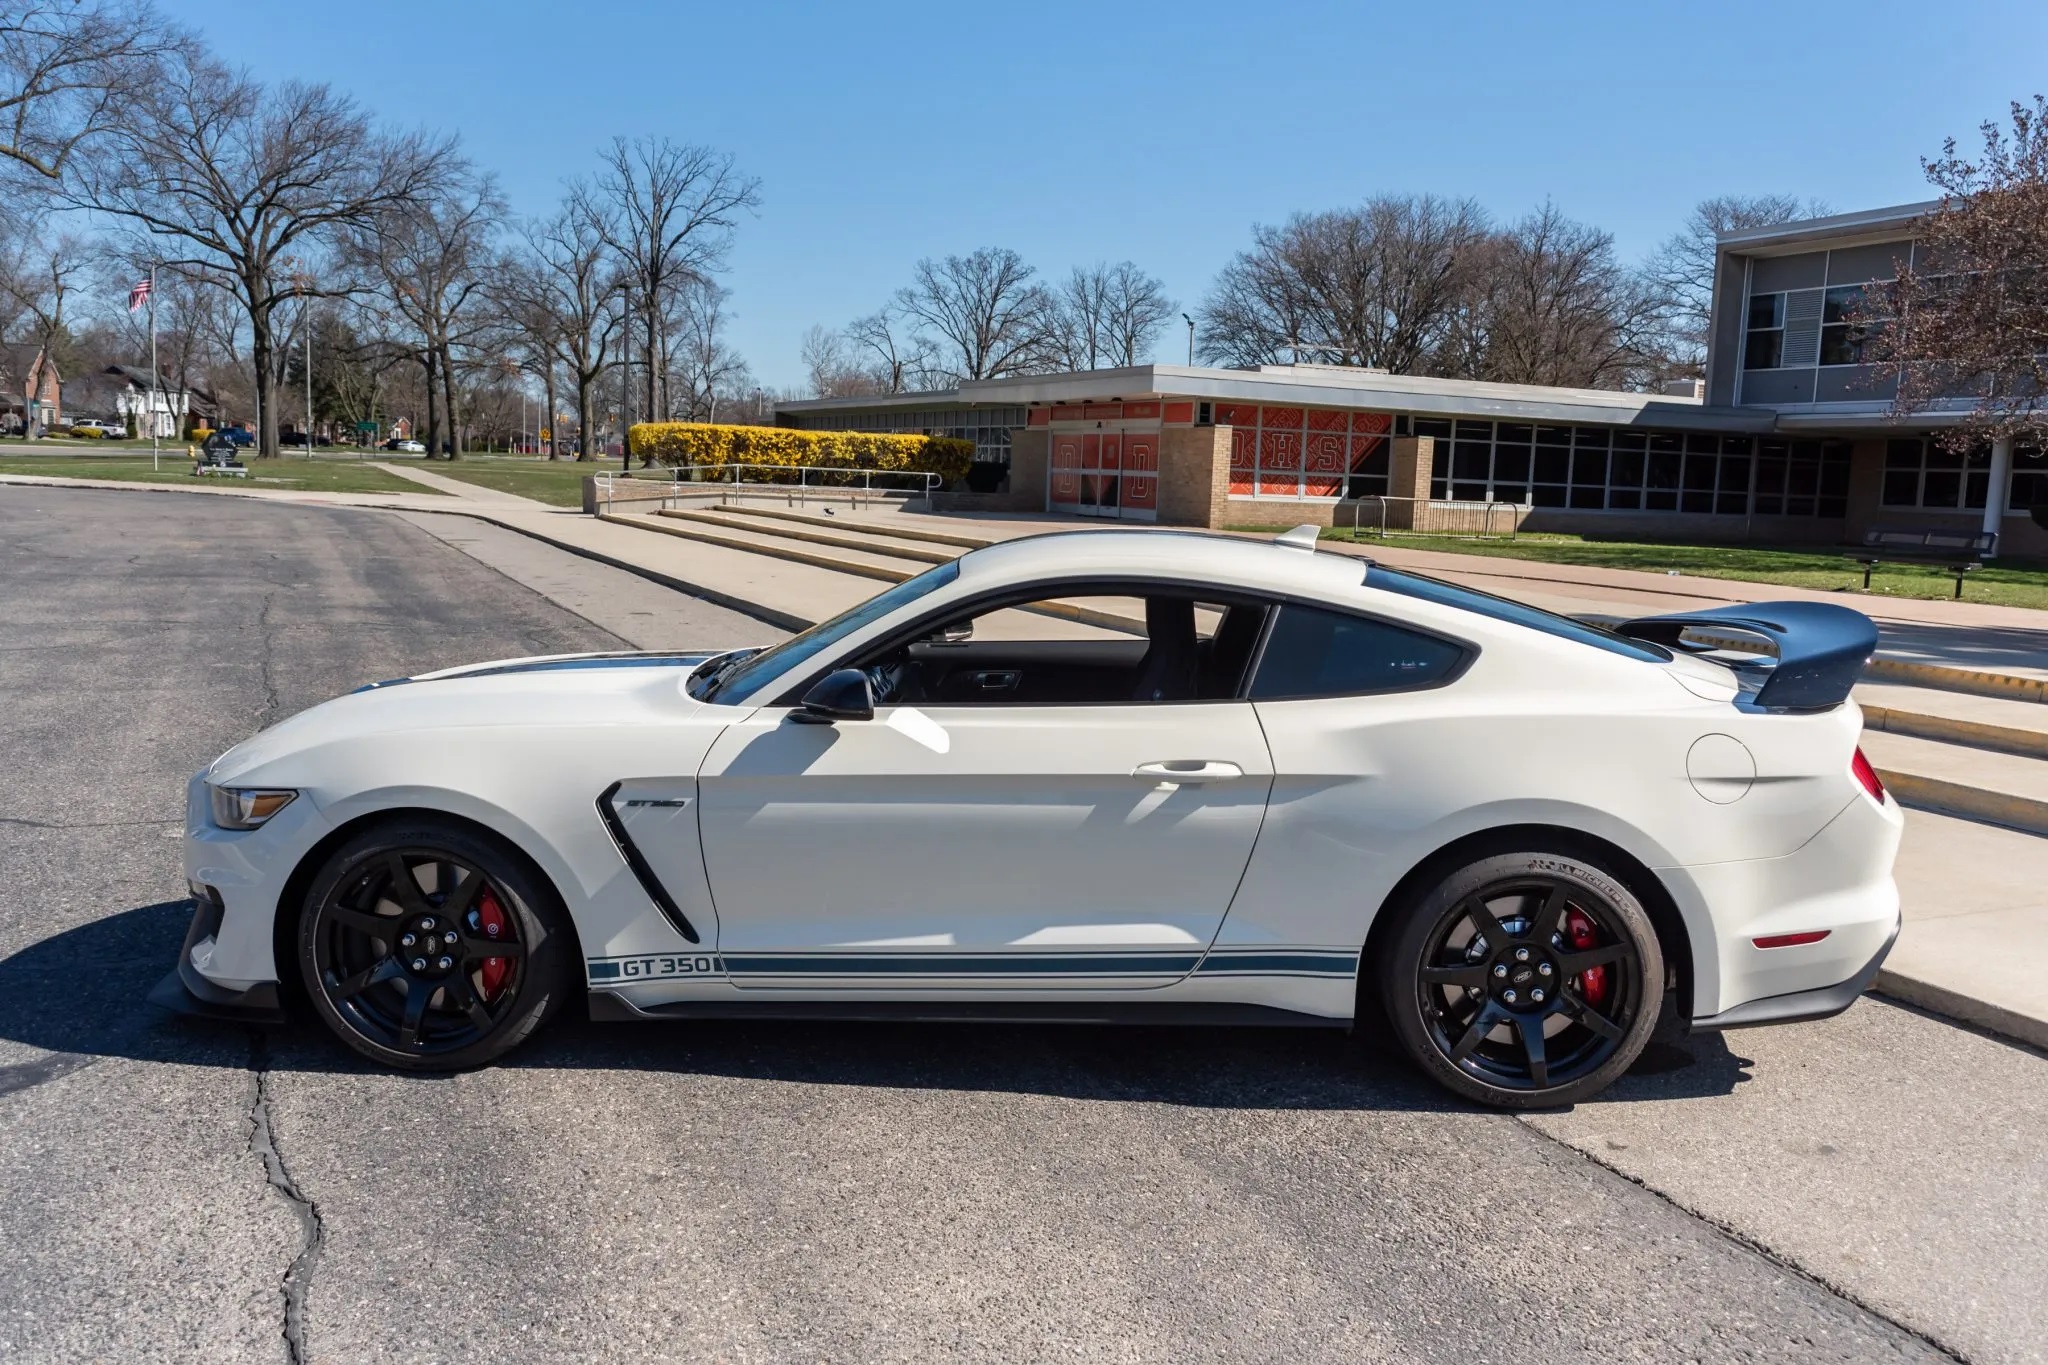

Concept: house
[[99, 365, 215, 438], [0, 343, 62, 435]]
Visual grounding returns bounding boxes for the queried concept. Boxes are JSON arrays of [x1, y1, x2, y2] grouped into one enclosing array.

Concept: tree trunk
[[574, 374, 596, 462], [421, 350, 441, 457], [543, 372, 559, 459], [644, 296, 660, 421], [251, 319, 279, 459], [439, 343, 461, 459]]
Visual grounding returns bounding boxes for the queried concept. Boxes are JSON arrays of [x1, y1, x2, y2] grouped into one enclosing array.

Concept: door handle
[[972, 670, 1020, 690], [1133, 760, 1244, 784]]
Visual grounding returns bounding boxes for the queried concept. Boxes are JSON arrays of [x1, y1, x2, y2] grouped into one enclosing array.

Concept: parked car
[[77, 418, 128, 437], [156, 527, 1901, 1107], [390, 439, 426, 453], [220, 428, 255, 447]]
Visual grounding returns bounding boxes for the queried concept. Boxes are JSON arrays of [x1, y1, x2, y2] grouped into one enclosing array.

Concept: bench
[[1854, 525, 1996, 598], [192, 447, 248, 478]]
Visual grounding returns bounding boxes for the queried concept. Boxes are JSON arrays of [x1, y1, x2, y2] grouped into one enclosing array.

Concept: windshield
[[1366, 564, 1672, 663], [698, 560, 962, 704]]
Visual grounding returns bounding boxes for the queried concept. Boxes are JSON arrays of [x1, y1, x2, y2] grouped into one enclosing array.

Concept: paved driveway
[[1, 487, 2037, 1363]]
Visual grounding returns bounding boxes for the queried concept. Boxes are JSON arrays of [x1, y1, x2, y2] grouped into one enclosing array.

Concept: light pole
[[1182, 314, 1195, 366]]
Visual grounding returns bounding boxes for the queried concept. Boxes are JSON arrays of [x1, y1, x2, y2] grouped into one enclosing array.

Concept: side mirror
[[792, 668, 874, 724]]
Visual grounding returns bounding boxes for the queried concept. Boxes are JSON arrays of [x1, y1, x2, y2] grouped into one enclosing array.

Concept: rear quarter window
[[1249, 604, 1468, 700]]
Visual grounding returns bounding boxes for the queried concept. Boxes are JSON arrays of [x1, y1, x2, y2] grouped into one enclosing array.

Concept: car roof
[[953, 528, 1368, 597]]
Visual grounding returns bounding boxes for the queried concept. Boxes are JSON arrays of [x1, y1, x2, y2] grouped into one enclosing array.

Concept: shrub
[[628, 422, 975, 489], [190, 427, 214, 443], [66, 425, 106, 439]]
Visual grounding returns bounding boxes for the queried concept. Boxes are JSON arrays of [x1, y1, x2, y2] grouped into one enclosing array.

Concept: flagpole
[[147, 264, 159, 472]]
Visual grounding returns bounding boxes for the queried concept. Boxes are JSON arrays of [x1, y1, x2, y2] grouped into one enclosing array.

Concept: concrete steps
[[657, 507, 960, 566], [1862, 729, 2048, 837], [1856, 681, 2048, 760], [718, 504, 1000, 551]]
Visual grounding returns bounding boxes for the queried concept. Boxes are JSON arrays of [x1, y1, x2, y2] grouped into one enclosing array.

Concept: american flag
[[128, 276, 153, 313]]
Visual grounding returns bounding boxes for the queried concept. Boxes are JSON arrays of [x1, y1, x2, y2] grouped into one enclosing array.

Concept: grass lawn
[[1314, 528, 2048, 611], [405, 456, 637, 507], [0, 453, 445, 498]]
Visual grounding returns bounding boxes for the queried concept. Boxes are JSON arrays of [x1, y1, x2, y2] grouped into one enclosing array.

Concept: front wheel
[[1379, 851, 1663, 1108], [297, 818, 573, 1070]]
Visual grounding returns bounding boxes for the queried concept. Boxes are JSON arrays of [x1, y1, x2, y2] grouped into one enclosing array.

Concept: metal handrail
[[595, 463, 942, 515], [1341, 495, 1521, 539]]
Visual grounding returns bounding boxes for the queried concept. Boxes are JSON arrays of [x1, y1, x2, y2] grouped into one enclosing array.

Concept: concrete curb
[[1862, 704, 2048, 760], [1877, 769, 2048, 837], [659, 508, 957, 566], [1872, 971, 2048, 1053]]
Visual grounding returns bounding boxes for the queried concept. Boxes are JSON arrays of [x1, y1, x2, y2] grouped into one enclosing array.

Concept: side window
[[1249, 604, 1465, 700]]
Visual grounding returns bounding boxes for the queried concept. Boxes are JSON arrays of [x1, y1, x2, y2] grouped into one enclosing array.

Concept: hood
[[208, 650, 719, 784]]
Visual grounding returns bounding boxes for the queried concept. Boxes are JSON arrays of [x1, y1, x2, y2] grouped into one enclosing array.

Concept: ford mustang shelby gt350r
[[157, 527, 1901, 1107]]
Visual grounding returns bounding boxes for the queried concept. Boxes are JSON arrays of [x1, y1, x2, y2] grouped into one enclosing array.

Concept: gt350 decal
[[588, 953, 725, 984]]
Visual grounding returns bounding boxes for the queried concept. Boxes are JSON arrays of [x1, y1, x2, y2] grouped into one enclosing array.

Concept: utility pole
[[147, 263, 159, 471], [1182, 313, 1195, 366], [304, 294, 314, 458]]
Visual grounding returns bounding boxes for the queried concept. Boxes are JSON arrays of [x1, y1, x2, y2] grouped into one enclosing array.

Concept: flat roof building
[[776, 202, 2046, 556]]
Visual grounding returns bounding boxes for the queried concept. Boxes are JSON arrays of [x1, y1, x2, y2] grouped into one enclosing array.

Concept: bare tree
[[69, 50, 456, 456], [349, 167, 504, 457], [1098, 261, 1175, 367], [799, 322, 888, 398], [1438, 204, 1658, 389], [581, 136, 759, 425], [0, 0, 181, 184], [0, 217, 85, 436], [1195, 195, 1490, 373], [895, 247, 1052, 382], [845, 306, 936, 392], [509, 199, 623, 461], [1642, 193, 1829, 371], [666, 277, 750, 423], [1864, 97, 2048, 450]]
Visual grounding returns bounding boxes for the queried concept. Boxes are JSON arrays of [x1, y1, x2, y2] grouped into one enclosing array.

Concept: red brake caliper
[[475, 886, 512, 1001], [1564, 907, 1609, 1008]]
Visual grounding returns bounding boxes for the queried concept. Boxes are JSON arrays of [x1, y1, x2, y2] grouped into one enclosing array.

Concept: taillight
[[1851, 747, 1886, 803]]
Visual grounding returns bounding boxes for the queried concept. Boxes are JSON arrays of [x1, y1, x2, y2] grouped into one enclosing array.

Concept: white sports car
[[157, 528, 1902, 1107]]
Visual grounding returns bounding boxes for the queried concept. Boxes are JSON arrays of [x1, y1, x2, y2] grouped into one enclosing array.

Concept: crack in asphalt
[[0, 814, 177, 831], [1520, 1118, 1971, 1363], [247, 1034, 324, 1365], [255, 589, 285, 726]]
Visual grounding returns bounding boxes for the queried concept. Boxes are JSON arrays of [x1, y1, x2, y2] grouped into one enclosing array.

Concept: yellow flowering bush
[[66, 425, 108, 439], [628, 422, 975, 488]]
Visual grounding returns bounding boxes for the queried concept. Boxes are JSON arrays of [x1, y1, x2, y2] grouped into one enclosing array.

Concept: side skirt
[[586, 995, 1348, 1029]]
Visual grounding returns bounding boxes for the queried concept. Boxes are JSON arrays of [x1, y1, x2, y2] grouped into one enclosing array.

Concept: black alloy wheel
[[1381, 851, 1663, 1108], [300, 819, 570, 1069]]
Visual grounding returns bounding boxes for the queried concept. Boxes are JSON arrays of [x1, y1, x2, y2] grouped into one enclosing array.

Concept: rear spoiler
[[1613, 602, 1879, 711]]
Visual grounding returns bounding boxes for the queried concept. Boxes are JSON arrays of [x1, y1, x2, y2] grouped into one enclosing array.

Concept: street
[[2, 487, 2042, 1364]]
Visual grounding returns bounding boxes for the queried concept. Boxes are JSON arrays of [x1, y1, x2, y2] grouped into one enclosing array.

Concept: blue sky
[[173, 0, 2047, 390]]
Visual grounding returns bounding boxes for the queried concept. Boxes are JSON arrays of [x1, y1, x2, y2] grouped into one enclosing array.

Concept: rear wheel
[[1379, 851, 1662, 1108], [297, 818, 572, 1070]]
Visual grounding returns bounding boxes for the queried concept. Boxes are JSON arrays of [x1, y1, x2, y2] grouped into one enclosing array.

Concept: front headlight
[[209, 786, 297, 830]]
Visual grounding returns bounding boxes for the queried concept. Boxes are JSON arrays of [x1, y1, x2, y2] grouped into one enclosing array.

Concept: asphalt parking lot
[[3, 487, 2045, 1364]]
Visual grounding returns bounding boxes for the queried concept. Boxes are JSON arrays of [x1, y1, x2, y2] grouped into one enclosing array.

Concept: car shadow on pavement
[[0, 900, 1754, 1114]]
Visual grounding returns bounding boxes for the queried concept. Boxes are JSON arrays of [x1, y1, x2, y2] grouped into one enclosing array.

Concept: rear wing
[[1613, 602, 1878, 711]]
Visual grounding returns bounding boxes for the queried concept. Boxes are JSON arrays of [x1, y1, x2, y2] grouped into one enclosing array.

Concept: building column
[[1385, 436, 1434, 529], [1984, 436, 2014, 545]]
